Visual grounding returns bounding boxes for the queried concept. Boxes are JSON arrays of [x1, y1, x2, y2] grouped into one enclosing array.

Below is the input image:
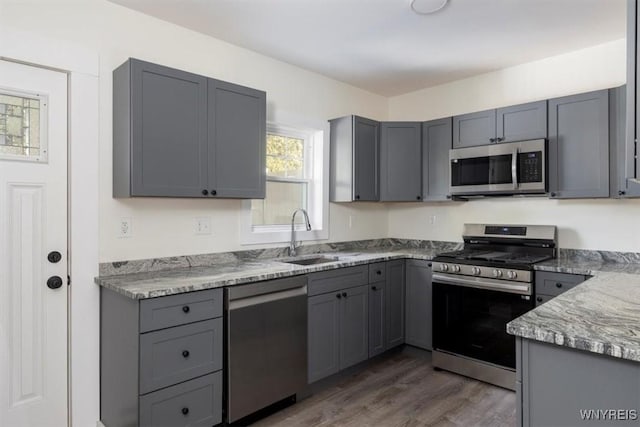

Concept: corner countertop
[[508, 256, 640, 363], [95, 248, 439, 300]]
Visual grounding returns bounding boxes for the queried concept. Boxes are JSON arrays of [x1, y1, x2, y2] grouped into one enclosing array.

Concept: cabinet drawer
[[535, 294, 554, 307], [308, 265, 368, 296], [139, 371, 222, 427], [140, 288, 223, 332], [368, 262, 386, 283], [535, 271, 587, 297], [140, 319, 222, 394]]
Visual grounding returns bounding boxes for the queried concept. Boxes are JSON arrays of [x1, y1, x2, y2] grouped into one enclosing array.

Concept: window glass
[[0, 92, 45, 161]]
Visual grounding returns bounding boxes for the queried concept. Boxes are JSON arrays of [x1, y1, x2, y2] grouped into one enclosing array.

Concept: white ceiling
[[108, 0, 626, 97]]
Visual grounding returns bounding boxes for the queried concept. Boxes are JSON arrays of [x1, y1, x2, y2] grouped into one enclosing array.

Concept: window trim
[[240, 114, 329, 245]]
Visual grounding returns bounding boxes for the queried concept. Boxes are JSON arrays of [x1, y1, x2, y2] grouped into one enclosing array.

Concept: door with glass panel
[[0, 59, 68, 427]]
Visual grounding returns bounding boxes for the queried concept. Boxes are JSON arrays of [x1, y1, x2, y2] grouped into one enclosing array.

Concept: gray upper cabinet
[[622, 0, 640, 197], [379, 122, 422, 201], [208, 79, 266, 198], [113, 58, 266, 199], [548, 89, 610, 199], [405, 260, 432, 350], [453, 109, 496, 148], [453, 101, 547, 149], [385, 260, 405, 349], [496, 100, 547, 143], [422, 118, 452, 201], [330, 115, 380, 202]]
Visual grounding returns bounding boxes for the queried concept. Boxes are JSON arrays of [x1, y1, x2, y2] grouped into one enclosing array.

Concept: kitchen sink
[[281, 256, 340, 266]]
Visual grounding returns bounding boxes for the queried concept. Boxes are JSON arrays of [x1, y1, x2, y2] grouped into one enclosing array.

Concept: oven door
[[432, 275, 534, 369], [449, 139, 546, 196]]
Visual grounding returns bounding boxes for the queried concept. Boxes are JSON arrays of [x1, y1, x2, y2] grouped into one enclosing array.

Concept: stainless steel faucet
[[289, 208, 312, 257]]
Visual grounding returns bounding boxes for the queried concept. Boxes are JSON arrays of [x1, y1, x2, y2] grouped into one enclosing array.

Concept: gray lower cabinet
[[113, 58, 266, 199], [368, 280, 386, 358], [330, 115, 380, 202], [379, 122, 422, 201], [548, 89, 610, 199], [385, 260, 405, 349], [100, 288, 224, 427], [307, 266, 369, 383], [453, 109, 497, 148], [534, 271, 588, 306], [405, 260, 432, 350], [516, 337, 640, 426], [422, 117, 452, 201]]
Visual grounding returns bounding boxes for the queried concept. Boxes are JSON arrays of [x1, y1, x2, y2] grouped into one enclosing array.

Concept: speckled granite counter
[[95, 239, 460, 299], [510, 251, 640, 362]]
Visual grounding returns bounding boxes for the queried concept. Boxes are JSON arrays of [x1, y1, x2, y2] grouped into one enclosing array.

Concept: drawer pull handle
[[182, 306, 190, 313], [181, 407, 189, 415], [182, 350, 190, 358], [555, 283, 563, 288]]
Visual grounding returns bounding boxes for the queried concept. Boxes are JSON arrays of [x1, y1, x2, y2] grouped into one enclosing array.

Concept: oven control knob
[[493, 269, 503, 278], [472, 267, 481, 275], [507, 270, 517, 279], [452, 265, 461, 273], [440, 263, 449, 272]]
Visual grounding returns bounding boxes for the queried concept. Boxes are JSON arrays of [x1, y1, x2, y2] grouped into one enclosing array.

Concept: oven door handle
[[512, 147, 519, 190], [432, 273, 531, 295]]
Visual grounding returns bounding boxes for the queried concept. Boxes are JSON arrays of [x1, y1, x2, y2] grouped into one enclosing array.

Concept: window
[[0, 88, 48, 162], [241, 119, 329, 245]]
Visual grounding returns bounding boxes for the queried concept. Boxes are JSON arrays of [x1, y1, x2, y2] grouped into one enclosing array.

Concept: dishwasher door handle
[[228, 285, 307, 310]]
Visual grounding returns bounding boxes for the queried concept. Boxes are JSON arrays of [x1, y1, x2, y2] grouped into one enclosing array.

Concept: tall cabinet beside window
[[329, 115, 380, 202], [113, 58, 266, 198]]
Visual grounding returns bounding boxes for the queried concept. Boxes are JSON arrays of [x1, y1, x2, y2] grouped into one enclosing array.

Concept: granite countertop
[[510, 256, 640, 363], [95, 248, 440, 299]]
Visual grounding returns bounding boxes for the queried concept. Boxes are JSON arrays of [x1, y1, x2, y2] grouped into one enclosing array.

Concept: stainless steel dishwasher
[[226, 275, 307, 423]]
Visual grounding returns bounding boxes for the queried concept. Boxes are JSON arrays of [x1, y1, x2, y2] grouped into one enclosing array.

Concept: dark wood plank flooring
[[252, 348, 515, 427]]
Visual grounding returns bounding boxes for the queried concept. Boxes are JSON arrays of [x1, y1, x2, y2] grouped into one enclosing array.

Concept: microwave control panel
[[518, 151, 543, 183]]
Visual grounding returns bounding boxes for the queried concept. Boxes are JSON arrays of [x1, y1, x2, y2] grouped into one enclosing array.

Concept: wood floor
[[252, 348, 516, 427]]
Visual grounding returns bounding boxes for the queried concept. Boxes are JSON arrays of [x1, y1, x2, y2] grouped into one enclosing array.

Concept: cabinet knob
[[182, 350, 190, 358], [489, 138, 496, 143], [342, 292, 347, 298], [182, 305, 190, 313], [201, 189, 208, 196], [416, 196, 421, 200], [496, 137, 504, 142], [550, 192, 557, 197], [619, 190, 626, 196], [181, 407, 189, 415], [536, 297, 543, 302], [355, 195, 360, 200], [376, 270, 382, 275], [372, 286, 378, 291], [428, 263, 432, 267], [210, 190, 217, 196], [336, 293, 342, 299], [556, 283, 563, 288]]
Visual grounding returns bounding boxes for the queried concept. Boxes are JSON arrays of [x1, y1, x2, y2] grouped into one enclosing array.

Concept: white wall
[[387, 39, 640, 252], [0, 0, 390, 263]]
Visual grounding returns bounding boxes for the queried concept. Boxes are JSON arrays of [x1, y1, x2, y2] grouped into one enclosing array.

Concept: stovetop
[[436, 249, 552, 266]]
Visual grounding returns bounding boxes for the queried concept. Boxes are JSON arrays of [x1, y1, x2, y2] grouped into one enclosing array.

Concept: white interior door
[[0, 60, 68, 427]]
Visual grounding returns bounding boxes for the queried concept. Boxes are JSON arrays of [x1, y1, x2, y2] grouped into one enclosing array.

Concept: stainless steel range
[[431, 223, 557, 390]]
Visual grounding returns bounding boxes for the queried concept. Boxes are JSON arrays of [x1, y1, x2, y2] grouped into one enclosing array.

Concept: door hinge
[[67, 275, 71, 286]]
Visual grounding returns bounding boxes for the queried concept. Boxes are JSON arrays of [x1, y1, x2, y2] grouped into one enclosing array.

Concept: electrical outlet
[[429, 215, 437, 225], [118, 217, 133, 238], [194, 217, 211, 235]]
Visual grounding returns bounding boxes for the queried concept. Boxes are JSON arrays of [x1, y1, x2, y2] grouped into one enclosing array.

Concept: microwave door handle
[[512, 148, 519, 189]]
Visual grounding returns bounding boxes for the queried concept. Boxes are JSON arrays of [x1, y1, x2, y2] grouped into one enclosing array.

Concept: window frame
[[240, 115, 329, 245]]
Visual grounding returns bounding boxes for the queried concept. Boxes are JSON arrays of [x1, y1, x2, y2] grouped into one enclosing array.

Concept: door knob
[[47, 276, 63, 289], [47, 251, 62, 263]]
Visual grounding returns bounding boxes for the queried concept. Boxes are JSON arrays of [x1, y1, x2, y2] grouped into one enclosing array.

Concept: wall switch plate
[[118, 217, 133, 238], [194, 217, 211, 235]]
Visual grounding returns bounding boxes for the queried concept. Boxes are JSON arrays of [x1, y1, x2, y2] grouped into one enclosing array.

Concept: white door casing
[[0, 60, 68, 427]]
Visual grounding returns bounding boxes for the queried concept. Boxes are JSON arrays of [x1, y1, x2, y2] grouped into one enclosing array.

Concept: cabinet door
[[307, 293, 340, 383], [548, 90, 609, 199], [129, 59, 208, 197], [496, 100, 547, 143], [339, 285, 369, 370], [368, 282, 385, 358], [353, 116, 380, 201], [385, 260, 405, 350], [405, 260, 432, 350], [379, 122, 422, 201], [422, 118, 452, 201], [452, 109, 496, 148], [208, 79, 266, 198]]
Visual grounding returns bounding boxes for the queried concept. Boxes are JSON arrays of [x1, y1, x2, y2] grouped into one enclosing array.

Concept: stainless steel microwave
[[449, 139, 547, 197]]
